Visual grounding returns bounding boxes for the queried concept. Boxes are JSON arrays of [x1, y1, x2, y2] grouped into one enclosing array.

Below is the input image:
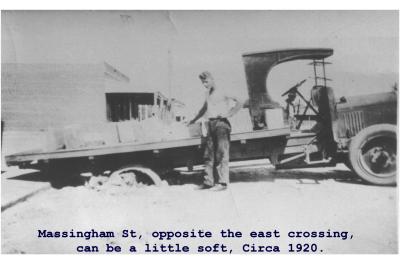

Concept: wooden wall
[[1, 63, 108, 131]]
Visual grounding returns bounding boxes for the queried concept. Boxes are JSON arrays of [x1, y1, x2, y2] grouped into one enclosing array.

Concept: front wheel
[[348, 124, 397, 185]]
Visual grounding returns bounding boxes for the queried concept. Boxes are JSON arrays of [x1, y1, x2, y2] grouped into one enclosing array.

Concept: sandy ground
[[1, 167, 50, 211], [1, 163, 397, 254]]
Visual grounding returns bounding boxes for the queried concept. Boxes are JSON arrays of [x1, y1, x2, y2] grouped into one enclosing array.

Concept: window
[[106, 93, 154, 122]]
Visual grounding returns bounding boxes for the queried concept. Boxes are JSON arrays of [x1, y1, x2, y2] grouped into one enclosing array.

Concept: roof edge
[[242, 48, 333, 57]]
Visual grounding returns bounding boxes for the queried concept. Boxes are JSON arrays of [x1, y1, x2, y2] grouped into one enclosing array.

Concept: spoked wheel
[[109, 166, 165, 187], [349, 124, 396, 185]]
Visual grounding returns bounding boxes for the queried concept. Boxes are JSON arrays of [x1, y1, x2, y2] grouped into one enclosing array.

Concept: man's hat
[[199, 71, 213, 81]]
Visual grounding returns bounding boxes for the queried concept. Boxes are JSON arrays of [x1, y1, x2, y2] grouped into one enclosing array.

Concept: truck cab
[[242, 48, 397, 185]]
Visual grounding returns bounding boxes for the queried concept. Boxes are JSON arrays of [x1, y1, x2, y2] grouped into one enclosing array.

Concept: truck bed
[[6, 127, 290, 165]]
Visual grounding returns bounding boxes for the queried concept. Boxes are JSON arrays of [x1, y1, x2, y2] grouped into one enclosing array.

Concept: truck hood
[[337, 91, 397, 110]]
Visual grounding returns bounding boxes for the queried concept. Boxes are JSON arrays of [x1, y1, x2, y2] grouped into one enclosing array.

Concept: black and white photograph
[[1, 10, 398, 254]]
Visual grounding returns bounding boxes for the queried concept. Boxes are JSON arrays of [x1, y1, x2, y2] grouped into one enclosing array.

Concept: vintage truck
[[5, 48, 397, 186]]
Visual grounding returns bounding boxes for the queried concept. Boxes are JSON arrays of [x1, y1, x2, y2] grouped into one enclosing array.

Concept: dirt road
[[1, 163, 397, 254]]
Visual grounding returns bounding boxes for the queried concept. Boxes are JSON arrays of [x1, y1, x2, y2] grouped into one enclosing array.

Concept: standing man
[[189, 71, 242, 191]]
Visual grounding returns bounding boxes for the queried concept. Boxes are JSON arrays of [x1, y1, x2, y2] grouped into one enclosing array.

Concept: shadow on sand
[[230, 167, 368, 185], [170, 166, 376, 186], [5, 170, 85, 189], [7, 171, 50, 182]]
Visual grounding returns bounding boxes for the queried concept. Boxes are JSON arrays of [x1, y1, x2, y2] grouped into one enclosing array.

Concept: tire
[[111, 165, 163, 186], [348, 124, 397, 185]]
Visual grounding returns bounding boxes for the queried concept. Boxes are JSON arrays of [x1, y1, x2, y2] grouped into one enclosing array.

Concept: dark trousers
[[203, 118, 231, 186]]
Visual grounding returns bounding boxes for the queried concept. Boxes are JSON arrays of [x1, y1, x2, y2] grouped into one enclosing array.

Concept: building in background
[[1, 62, 130, 131], [106, 91, 170, 122], [170, 98, 187, 122], [1, 62, 181, 155]]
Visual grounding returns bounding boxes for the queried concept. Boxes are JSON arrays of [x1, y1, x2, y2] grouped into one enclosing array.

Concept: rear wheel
[[349, 124, 396, 185], [110, 165, 165, 186]]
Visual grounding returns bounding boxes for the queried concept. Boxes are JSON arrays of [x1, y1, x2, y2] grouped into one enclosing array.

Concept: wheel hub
[[361, 143, 396, 177]]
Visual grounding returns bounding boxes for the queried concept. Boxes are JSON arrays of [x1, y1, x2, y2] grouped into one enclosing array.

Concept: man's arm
[[225, 96, 243, 118], [189, 102, 207, 125]]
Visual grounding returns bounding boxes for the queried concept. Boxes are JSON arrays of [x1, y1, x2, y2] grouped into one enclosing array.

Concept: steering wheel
[[281, 79, 307, 97]]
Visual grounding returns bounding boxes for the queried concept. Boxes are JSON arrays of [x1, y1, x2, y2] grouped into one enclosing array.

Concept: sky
[[2, 10, 398, 115]]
